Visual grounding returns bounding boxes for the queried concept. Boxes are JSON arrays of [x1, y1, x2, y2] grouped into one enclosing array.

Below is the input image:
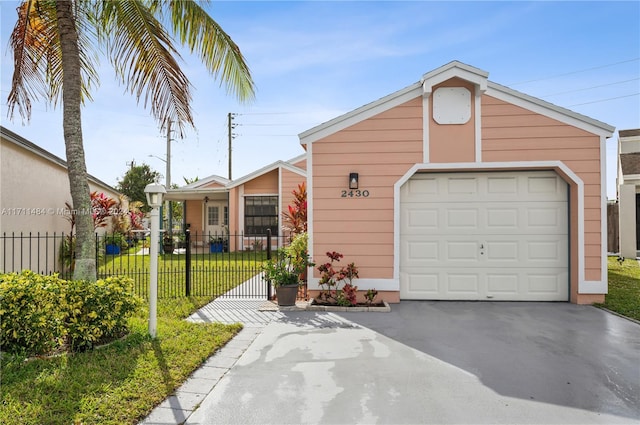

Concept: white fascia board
[[621, 174, 640, 183], [299, 83, 422, 145], [226, 161, 306, 189], [421, 61, 489, 94], [486, 82, 615, 137], [182, 174, 230, 189], [286, 153, 307, 165], [392, 161, 601, 294]]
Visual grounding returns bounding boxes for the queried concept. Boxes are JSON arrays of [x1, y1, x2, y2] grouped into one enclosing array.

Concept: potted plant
[[104, 233, 127, 255], [209, 236, 226, 253], [262, 248, 301, 306], [162, 232, 174, 254]]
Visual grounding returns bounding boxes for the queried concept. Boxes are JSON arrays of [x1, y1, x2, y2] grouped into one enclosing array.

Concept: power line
[[506, 58, 640, 86], [566, 93, 640, 107], [539, 78, 640, 98]]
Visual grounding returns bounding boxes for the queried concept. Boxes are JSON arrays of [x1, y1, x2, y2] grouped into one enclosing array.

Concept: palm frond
[[165, 0, 255, 103], [98, 0, 193, 134], [7, 0, 100, 120]]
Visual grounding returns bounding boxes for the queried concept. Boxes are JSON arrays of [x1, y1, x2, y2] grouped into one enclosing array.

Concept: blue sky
[[1, 1, 638, 199]]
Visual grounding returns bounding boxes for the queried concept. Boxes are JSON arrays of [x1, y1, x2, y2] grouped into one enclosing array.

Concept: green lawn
[[598, 257, 640, 322], [99, 251, 269, 298], [0, 296, 242, 425]]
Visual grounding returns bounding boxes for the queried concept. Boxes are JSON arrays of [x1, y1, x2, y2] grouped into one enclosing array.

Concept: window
[[223, 206, 229, 226], [207, 206, 219, 226], [245, 196, 278, 235]]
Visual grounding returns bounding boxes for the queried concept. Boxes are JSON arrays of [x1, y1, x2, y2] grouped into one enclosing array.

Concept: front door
[[205, 201, 227, 237]]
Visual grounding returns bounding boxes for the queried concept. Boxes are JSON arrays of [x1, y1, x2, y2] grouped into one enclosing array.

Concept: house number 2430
[[341, 189, 370, 198]]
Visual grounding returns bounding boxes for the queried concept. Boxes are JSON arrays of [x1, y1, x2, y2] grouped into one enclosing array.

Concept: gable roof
[[620, 152, 640, 176], [299, 61, 615, 145], [1, 125, 117, 193], [226, 159, 305, 189], [182, 174, 231, 189]]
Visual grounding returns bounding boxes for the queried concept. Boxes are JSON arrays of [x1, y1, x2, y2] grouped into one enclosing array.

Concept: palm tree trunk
[[56, 1, 96, 281]]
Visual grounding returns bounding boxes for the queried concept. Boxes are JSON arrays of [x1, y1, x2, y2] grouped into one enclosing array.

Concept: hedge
[[0, 271, 142, 355]]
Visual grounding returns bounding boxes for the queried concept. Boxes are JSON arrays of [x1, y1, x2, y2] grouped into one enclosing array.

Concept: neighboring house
[[300, 61, 615, 305], [0, 126, 120, 273], [166, 154, 306, 251], [617, 129, 640, 258]]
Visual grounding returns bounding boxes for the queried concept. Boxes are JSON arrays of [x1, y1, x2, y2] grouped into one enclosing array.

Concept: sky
[[1, 1, 639, 200]]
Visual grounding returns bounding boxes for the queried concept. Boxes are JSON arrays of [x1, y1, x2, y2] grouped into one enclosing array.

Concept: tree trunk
[[56, 1, 96, 281]]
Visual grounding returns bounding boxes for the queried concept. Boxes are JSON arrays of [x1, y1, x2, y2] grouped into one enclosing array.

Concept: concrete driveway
[[185, 302, 640, 424]]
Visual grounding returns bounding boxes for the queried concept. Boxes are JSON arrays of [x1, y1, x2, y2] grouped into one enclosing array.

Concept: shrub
[[0, 271, 142, 355], [62, 276, 142, 352], [0, 271, 66, 355]]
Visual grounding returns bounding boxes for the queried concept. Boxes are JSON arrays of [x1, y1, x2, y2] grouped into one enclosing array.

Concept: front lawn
[[0, 296, 241, 425], [599, 257, 640, 322], [99, 251, 269, 298]]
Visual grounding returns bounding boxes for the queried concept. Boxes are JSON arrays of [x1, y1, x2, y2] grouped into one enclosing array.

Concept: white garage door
[[400, 170, 569, 301]]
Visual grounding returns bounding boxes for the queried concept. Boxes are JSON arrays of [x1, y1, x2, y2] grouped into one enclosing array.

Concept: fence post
[[185, 228, 191, 296], [266, 229, 272, 300]]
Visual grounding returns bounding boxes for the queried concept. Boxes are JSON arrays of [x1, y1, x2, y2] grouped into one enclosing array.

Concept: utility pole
[[166, 120, 172, 234], [228, 113, 237, 180]]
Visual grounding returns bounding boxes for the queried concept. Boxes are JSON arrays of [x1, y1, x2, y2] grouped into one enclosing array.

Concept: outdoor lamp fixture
[[349, 173, 359, 190], [144, 183, 166, 338]]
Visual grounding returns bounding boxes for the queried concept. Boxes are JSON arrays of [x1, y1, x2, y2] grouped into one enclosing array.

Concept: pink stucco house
[[165, 154, 306, 251], [300, 61, 615, 304]]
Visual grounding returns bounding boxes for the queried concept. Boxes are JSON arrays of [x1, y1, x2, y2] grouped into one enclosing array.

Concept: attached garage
[[400, 170, 568, 301], [301, 61, 615, 305]]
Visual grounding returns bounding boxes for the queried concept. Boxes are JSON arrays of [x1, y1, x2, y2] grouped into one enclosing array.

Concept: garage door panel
[[400, 171, 568, 301]]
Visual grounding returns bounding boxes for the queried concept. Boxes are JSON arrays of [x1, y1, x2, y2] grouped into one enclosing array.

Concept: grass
[[598, 257, 640, 322], [0, 295, 242, 425], [98, 251, 269, 298]]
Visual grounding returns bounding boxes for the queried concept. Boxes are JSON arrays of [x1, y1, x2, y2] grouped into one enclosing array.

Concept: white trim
[[580, 281, 608, 294], [392, 161, 601, 296], [307, 142, 314, 270], [237, 185, 244, 237], [475, 91, 482, 162], [599, 135, 609, 291], [227, 161, 305, 189], [299, 83, 422, 145], [422, 90, 430, 163], [307, 277, 397, 291], [486, 82, 614, 137], [421, 61, 489, 94]]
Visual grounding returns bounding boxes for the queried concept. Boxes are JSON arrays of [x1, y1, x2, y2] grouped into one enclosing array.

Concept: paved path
[[140, 301, 640, 425]]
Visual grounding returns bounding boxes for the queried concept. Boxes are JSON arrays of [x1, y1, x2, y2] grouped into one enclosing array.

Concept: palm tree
[[6, 0, 255, 281]]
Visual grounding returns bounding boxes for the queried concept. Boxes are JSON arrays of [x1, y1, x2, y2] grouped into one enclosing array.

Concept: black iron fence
[[1, 230, 292, 299]]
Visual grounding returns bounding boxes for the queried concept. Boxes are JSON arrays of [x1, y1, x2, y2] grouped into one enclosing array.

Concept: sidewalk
[[138, 297, 299, 425]]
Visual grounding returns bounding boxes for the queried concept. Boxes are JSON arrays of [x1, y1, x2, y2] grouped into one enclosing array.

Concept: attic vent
[[433, 87, 471, 125]]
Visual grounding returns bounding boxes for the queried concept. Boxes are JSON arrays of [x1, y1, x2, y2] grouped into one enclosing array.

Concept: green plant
[[316, 251, 359, 305], [285, 232, 311, 282], [262, 248, 300, 287], [62, 276, 143, 352], [104, 233, 128, 249], [0, 271, 142, 355], [365, 289, 379, 306], [0, 271, 66, 355]]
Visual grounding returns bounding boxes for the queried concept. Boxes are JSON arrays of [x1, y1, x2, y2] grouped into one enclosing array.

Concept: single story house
[[300, 61, 615, 305], [0, 125, 120, 273], [617, 128, 640, 258], [165, 154, 306, 251]]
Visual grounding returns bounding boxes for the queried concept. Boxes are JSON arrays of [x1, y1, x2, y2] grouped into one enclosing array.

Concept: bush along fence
[[0, 230, 292, 299]]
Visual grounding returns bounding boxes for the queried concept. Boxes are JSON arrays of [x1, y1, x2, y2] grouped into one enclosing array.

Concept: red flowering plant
[[316, 251, 360, 306]]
